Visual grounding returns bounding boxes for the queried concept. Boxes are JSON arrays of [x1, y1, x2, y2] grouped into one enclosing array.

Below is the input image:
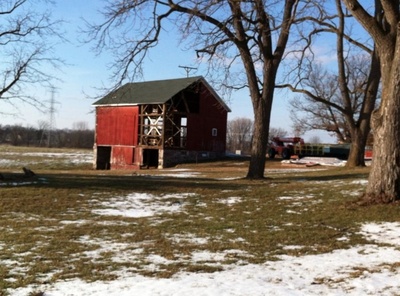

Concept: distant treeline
[[0, 124, 94, 149]]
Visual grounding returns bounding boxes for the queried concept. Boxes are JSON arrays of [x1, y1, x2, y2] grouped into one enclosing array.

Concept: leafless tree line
[[0, 123, 94, 149], [227, 117, 291, 155]]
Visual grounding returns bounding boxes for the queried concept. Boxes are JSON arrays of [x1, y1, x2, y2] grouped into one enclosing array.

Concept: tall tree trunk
[[342, 0, 400, 204], [346, 47, 380, 168], [246, 91, 272, 179], [346, 129, 367, 167], [363, 47, 400, 203]]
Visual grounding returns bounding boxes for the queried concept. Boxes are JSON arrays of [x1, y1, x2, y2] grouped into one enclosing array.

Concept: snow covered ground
[[3, 152, 399, 295], [9, 189, 400, 296], [0, 150, 93, 168], [25, 223, 400, 296], [13, 234, 400, 295]]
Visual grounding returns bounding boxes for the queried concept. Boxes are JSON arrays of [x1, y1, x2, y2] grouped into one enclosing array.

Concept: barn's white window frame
[[212, 128, 218, 137]]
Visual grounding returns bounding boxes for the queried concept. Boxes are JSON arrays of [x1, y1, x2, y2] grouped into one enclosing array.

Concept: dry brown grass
[[2, 147, 400, 295]]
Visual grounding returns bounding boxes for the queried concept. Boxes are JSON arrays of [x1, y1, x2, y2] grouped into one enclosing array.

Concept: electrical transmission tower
[[41, 87, 59, 147]]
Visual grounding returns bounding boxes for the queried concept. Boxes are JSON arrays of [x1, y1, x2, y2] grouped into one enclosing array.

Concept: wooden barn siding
[[96, 106, 139, 146], [95, 106, 140, 169], [186, 87, 228, 152], [110, 146, 141, 170]]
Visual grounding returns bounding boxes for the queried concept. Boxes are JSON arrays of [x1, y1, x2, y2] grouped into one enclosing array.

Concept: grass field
[[1, 146, 400, 295]]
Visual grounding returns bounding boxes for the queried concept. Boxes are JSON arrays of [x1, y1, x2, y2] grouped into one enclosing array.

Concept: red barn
[[93, 76, 231, 170]]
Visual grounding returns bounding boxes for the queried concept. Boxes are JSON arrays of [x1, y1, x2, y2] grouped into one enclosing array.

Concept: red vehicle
[[364, 146, 373, 160], [268, 137, 369, 160], [268, 137, 305, 159]]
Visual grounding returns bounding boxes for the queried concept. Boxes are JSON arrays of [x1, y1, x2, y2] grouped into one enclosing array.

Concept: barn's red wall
[[186, 86, 228, 152], [111, 146, 141, 169], [96, 106, 139, 146]]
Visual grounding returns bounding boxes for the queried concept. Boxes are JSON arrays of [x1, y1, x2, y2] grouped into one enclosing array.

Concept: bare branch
[[0, 0, 64, 113]]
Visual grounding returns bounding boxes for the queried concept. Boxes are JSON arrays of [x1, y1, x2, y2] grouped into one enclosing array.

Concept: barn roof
[[93, 76, 231, 112]]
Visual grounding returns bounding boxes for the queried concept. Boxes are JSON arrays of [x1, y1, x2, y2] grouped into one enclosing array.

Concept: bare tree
[[268, 127, 288, 142], [72, 121, 89, 131], [8, 124, 23, 145], [227, 117, 253, 154], [280, 0, 380, 167], [289, 54, 379, 147], [308, 135, 321, 144], [0, 0, 63, 113], [69, 121, 93, 148], [342, 0, 400, 203], [85, 0, 320, 179], [289, 63, 352, 143]]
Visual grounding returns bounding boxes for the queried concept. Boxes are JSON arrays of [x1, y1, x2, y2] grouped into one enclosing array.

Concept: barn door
[[96, 146, 111, 170], [142, 149, 159, 168]]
